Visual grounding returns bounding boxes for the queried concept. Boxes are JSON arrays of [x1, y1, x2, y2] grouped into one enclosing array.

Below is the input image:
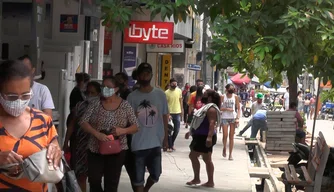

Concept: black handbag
[[56, 157, 82, 192]]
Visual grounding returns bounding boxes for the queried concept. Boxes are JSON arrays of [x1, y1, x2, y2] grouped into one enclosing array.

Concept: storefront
[[146, 39, 185, 88]]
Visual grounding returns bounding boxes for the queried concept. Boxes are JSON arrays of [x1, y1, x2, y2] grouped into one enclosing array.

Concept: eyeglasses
[[2, 91, 33, 101]]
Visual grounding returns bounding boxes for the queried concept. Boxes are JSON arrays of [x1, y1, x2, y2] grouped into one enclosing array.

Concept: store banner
[[123, 46, 137, 87], [146, 40, 184, 53], [60, 14, 78, 33], [124, 21, 174, 44], [161, 54, 171, 89]]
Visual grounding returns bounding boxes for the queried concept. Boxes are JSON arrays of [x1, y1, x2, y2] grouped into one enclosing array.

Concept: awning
[[263, 81, 281, 89], [251, 76, 259, 83], [320, 81, 332, 88], [230, 73, 251, 85]]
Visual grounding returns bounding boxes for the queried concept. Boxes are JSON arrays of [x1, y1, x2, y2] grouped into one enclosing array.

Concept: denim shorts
[[221, 119, 236, 125], [133, 147, 162, 186]]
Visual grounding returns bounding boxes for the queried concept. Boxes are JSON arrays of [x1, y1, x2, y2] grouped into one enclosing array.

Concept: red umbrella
[[230, 73, 251, 85]]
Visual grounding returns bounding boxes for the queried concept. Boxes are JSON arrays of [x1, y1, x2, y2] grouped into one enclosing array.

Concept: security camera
[[185, 39, 195, 45]]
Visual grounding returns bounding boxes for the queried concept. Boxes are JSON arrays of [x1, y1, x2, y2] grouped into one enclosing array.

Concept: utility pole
[[201, 14, 209, 84]]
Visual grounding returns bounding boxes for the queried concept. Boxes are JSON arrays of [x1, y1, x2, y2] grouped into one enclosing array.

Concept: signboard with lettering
[[123, 46, 137, 88], [187, 64, 201, 71], [146, 40, 184, 53], [161, 54, 171, 89], [124, 21, 174, 44]]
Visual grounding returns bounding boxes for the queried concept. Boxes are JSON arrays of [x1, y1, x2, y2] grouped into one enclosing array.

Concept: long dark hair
[[87, 81, 102, 93], [189, 85, 197, 93], [196, 86, 204, 101], [206, 89, 221, 108]]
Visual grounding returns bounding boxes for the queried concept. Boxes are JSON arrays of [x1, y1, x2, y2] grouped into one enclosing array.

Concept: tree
[[99, 0, 334, 104], [208, 0, 334, 104], [98, 0, 241, 30]]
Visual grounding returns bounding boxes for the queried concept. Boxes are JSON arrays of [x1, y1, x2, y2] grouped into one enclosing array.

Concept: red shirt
[[288, 109, 304, 129]]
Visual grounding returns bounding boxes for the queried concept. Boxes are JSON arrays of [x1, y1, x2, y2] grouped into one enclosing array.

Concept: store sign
[[161, 55, 171, 89], [124, 21, 174, 44], [123, 46, 137, 88], [187, 64, 201, 71], [146, 40, 184, 53]]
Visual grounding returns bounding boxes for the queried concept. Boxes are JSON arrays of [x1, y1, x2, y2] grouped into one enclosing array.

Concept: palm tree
[[138, 100, 151, 125], [148, 109, 156, 124]]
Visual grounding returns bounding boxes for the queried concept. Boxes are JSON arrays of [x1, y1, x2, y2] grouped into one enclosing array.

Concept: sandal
[[186, 180, 201, 186]]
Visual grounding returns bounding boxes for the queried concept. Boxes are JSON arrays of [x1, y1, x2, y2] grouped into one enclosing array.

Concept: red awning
[[230, 73, 251, 85], [320, 81, 332, 88]]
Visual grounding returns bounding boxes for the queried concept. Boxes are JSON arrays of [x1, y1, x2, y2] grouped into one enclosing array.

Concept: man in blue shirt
[[127, 62, 169, 192], [251, 110, 267, 141]]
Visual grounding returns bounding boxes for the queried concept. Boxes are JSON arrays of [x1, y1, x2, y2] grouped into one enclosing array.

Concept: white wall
[[1, 3, 52, 59]]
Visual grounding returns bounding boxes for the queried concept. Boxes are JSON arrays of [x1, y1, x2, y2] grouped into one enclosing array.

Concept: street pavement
[[118, 122, 253, 192], [305, 119, 334, 146]]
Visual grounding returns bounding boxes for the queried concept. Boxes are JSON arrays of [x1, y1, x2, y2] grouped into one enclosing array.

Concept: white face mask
[[102, 87, 115, 98], [86, 96, 99, 102], [0, 95, 30, 117]]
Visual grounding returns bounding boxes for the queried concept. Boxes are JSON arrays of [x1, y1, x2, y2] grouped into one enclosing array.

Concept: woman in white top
[[221, 84, 240, 160]]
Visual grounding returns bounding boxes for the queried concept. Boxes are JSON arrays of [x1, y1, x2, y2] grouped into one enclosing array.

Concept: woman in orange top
[[0, 60, 61, 191]]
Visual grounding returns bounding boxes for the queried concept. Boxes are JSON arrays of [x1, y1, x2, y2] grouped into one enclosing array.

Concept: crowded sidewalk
[[117, 122, 253, 192]]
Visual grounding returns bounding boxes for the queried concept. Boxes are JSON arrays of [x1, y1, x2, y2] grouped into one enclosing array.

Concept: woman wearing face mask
[[79, 76, 138, 192], [0, 60, 61, 191], [221, 84, 240, 160], [63, 81, 101, 191]]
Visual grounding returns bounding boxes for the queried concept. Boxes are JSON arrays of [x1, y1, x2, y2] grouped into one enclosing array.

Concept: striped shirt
[[0, 108, 58, 192]]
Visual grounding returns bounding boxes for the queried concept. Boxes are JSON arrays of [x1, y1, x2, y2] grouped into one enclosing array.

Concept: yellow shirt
[[165, 88, 182, 114]]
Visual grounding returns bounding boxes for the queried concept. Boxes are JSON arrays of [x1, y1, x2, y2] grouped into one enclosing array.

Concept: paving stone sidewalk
[[118, 123, 253, 192]]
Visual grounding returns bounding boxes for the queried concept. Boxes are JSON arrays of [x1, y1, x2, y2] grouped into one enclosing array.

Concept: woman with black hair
[[221, 84, 240, 160], [79, 76, 138, 192], [0, 60, 61, 191], [63, 81, 102, 191], [69, 72, 90, 111], [185, 89, 221, 188], [186, 86, 198, 126]]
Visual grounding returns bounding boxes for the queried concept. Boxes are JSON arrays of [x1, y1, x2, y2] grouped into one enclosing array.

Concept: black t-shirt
[[120, 88, 132, 100], [69, 86, 84, 111]]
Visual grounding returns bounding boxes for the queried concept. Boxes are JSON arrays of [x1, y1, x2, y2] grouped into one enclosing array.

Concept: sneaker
[[236, 132, 243, 137]]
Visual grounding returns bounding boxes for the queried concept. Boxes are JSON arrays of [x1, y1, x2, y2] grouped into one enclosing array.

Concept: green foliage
[[99, 0, 243, 31], [208, 0, 334, 89], [320, 88, 334, 102], [99, 0, 196, 31]]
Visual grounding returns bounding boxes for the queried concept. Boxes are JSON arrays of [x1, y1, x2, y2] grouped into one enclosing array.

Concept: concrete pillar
[[111, 31, 122, 73], [31, 0, 45, 73]]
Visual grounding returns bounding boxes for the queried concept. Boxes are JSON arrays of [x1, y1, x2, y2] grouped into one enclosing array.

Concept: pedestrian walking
[[165, 78, 183, 151], [221, 84, 240, 160], [0, 60, 61, 191], [127, 63, 169, 192], [80, 76, 138, 192], [185, 89, 221, 188], [116, 72, 137, 192], [182, 83, 190, 128], [18, 55, 55, 117], [63, 81, 101, 191]]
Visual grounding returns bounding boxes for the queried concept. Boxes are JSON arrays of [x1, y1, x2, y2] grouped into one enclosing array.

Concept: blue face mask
[[102, 87, 115, 98]]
